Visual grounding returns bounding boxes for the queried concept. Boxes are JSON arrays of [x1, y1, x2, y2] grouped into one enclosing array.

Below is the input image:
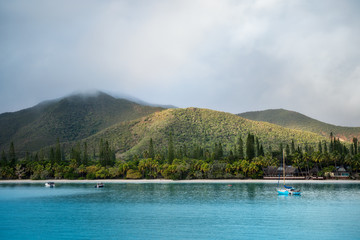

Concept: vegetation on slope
[[2, 108, 360, 180], [2, 99, 360, 181], [1, 123, 359, 180], [82, 108, 328, 159], [0, 92, 164, 154], [238, 109, 360, 141]]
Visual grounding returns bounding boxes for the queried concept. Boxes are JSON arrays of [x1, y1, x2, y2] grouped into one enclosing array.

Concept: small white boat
[[45, 182, 55, 188], [95, 183, 104, 188]]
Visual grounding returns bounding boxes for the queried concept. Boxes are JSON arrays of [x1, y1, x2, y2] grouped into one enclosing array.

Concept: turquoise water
[[1, 183, 360, 240]]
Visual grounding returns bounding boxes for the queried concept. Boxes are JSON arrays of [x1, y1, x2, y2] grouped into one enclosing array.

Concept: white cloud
[[0, 0, 359, 126]]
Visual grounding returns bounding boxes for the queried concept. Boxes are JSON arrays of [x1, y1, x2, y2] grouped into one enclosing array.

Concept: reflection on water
[[0, 182, 360, 240]]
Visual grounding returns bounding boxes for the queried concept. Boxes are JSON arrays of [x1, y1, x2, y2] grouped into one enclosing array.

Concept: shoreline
[[1, 179, 360, 184]]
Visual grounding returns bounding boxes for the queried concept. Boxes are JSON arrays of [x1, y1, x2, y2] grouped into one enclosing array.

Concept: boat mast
[[283, 149, 285, 186]]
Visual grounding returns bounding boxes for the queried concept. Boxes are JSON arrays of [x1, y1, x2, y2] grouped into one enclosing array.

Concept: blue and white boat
[[277, 185, 301, 195], [277, 150, 301, 196]]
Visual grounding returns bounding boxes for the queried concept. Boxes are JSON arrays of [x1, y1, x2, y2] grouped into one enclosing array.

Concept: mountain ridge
[[0, 91, 164, 154], [78, 107, 328, 159], [238, 109, 360, 141], [1, 93, 358, 158]]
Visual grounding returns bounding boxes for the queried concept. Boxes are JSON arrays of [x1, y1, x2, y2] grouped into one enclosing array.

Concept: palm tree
[[232, 161, 242, 175], [248, 162, 259, 177], [292, 152, 303, 176], [119, 163, 129, 178], [225, 164, 232, 174], [194, 160, 205, 171], [240, 160, 249, 177], [200, 163, 210, 176], [138, 160, 146, 178]]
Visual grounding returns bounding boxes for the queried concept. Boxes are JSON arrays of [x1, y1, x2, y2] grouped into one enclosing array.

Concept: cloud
[[0, 0, 359, 126]]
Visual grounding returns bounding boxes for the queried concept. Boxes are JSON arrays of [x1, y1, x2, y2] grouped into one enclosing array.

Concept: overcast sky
[[1, 0, 359, 126]]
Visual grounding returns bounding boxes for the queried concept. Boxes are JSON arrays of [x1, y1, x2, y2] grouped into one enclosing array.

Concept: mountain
[[0, 92, 164, 154], [238, 109, 360, 142], [3, 93, 355, 159], [80, 108, 327, 159]]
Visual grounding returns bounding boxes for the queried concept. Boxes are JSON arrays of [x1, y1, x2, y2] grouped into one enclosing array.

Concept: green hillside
[[82, 108, 327, 159], [238, 109, 360, 142], [0, 92, 164, 154]]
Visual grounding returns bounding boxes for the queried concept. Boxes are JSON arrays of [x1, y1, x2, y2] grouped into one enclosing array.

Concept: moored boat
[[95, 183, 104, 188], [277, 150, 301, 196], [45, 182, 55, 188], [277, 186, 301, 195]]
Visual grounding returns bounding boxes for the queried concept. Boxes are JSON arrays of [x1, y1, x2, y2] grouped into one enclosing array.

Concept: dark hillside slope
[[0, 92, 164, 154]]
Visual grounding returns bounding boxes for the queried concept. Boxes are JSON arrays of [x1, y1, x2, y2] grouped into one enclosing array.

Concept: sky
[[0, 0, 360, 126]]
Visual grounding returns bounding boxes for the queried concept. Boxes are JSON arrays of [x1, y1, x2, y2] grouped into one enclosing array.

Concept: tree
[[258, 144, 265, 157], [183, 144, 188, 158], [104, 140, 113, 166], [248, 162, 259, 178], [149, 138, 155, 159], [15, 164, 26, 179], [246, 133, 255, 160], [330, 132, 334, 153], [49, 148, 55, 164], [218, 143, 223, 159], [240, 160, 250, 177], [55, 138, 62, 164], [34, 153, 39, 163], [138, 158, 159, 179], [237, 136, 244, 159], [99, 139, 114, 167], [118, 163, 129, 178], [99, 138, 105, 165], [279, 143, 284, 154], [8, 142, 16, 167], [323, 141, 328, 153], [71, 143, 82, 166], [168, 132, 174, 164], [255, 137, 260, 157], [213, 142, 223, 160], [228, 150, 235, 163], [83, 142, 89, 166], [318, 141, 322, 153], [291, 140, 296, 154], [285, 144, 290, 157], [0, 150, 7, 167], [353, 138, 358, 155]]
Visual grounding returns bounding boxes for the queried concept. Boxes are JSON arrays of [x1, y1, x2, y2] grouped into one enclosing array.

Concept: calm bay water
[[1, 182, 360, 240]]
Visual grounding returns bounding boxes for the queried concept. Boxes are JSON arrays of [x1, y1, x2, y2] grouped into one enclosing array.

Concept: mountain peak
[[0, 92, 165, 154]]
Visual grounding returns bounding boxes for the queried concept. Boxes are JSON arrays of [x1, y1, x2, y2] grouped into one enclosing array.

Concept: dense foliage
[[1, 134, 359, 180], [1, 103, 359, 180]]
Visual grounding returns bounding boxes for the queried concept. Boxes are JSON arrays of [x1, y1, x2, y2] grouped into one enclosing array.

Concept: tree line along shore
[[1, 132, 359, 180]]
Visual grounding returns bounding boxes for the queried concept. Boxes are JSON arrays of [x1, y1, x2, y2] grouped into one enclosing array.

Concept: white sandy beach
[[1, 179, 360, 184]]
